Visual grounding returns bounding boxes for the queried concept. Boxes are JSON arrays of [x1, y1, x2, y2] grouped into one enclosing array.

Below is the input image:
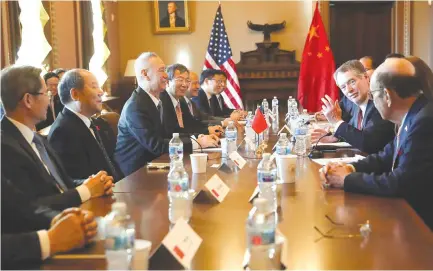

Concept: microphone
[[308, 132, 332, 159]]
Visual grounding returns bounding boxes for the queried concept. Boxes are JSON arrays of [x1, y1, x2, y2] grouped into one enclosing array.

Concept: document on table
[[312, 154, 365, 166], [316, 142, 352, 148]]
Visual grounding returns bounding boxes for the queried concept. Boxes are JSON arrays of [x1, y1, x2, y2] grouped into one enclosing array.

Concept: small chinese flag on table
[[252, 108, 268, 134], [297, 2, 339, 113]]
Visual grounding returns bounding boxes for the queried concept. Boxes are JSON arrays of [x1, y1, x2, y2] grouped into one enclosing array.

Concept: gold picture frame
[[153, 0, 191, 34]]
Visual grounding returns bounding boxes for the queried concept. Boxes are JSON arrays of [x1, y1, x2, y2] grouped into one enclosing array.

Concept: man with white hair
[[114, 52, 219, 176]]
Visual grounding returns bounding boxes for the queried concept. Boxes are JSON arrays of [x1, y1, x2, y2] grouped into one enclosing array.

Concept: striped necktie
[[175, 103, 184, 128]]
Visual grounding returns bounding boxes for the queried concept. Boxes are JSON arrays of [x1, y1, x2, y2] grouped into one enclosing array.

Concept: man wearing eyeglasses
[[36, 72, 64, 131], [1, 65, 113, 211], [321, 58, 433, 231], [160, 63, 222, 139], [311, 60, 395, 154], [192, 69, 246, 119]]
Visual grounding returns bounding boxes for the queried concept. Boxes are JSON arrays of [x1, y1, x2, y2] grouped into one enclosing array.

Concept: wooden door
[[330, 1, 393, 68]]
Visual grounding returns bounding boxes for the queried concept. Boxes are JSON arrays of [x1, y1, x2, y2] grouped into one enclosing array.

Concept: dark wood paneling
[[330, 1, 393, 68]]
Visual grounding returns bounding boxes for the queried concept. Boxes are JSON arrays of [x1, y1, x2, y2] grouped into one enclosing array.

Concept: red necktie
[[357, 109, 363, 130]]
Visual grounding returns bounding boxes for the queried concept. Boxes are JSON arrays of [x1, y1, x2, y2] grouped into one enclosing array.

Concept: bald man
[[321, 58, 433, 230], [359, 56, 375, 78]]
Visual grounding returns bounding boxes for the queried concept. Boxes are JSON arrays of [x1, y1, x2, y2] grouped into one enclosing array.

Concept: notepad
[[316, 142, 352, 147], [193, 147, 222, 153], [312, 154, 365, 166]]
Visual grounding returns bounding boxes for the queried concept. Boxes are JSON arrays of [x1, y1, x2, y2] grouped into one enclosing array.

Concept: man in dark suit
[[159, 1, 185, 28], [161, 64, 223, 138], [36, 72, 64, 131], [321, 58, 433, 230], [115, 53, 219, 176], [2, 176, 98, 268], [1, 65, 113, 211], [312, 60, 395, 154], [192, 69, 238, 118], [48, 69, 122, 181]]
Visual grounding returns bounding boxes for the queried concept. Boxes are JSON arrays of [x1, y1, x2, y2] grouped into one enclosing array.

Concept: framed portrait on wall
[[153, 0, 191, 34]]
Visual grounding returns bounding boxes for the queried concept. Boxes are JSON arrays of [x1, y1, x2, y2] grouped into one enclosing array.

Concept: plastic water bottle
[[257, 153, 277, 212], [104, 202, 136, 270], [271, 97, 279, 116], [246, 198, 277, 270], [167, 160, 192, 224], [169, 133, 183, 165], [225, 121, 238, 155], [275, 133, 290, 155], [262, 99, 269, 116], [245, 111, 256, 143]]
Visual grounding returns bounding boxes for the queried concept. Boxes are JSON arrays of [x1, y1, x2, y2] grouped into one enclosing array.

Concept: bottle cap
[[303, 109, 307, 113], [173, 133, 179, 137], [289, 96, 293, 99], [274, 96, 277, 99]]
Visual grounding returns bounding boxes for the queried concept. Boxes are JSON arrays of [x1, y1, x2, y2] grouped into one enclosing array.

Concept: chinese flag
[[252, 108, 268, 134], [297, 3, 339, 113]]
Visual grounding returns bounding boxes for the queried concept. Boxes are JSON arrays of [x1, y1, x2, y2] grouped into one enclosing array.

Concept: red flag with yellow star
[[297, 3, 339, 112]]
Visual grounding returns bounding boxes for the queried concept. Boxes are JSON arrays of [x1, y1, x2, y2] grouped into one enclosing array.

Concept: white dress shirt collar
[[65, 106, 92, 128], [6, 117, 34, 144], [358, 99, 369, 116], [167, 91, 180, 110], [204, 90, 212, 102]]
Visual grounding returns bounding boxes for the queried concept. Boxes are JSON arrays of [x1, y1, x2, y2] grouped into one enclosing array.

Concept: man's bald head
[[371, 58, 419, 99]]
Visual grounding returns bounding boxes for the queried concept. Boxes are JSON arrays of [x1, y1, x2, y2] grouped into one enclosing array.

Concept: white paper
[[316, 142, 352, 147], [161, 218, 202, 269], [204, 174, 230, 202], [210, 164, 220, 168], [193, 147, 222, 153], [278, 125, 292, 136], [312, 154, 365, 166], [229, 151, 247, 169]]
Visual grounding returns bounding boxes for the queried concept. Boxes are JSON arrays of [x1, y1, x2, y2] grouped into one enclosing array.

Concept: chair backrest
[[99, 112, 120, 138]]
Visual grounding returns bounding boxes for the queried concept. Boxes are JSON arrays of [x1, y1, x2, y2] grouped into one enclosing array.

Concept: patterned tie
[[90, 121, 120, 180], [157, 101, 163, 123], [175, 103, 184, 128], [218, 95, 224, 110], [357, 109, 363, 130], [32, 133, 67, 192]]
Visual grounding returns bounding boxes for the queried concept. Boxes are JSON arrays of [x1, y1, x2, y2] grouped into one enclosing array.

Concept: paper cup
[[190, 153, 208, 173], [276, 154, 297, 183], [132, 239, 152, 270]]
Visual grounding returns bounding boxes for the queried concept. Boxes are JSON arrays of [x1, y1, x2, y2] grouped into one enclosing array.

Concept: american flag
[[203, 5, 243, 109]]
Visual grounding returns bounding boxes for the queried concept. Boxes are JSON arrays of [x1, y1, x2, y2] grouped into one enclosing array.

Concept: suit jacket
[[334, 100, 395, 154], [48, 107, 121, 181], [182, 97, 224, 126], [1, 232, 42, 269], [114, 88, 192, 176], [36, 95, 64, 131], [340, 95, 353, 122], [191, 89, 233, 118], [159, 13, 185, 27], [345, 95, 433, 230], [1, 117, 82, 211], [159, 91, 208, 137]]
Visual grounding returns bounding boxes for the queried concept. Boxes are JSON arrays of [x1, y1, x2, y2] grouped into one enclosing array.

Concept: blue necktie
[[32, 133, 68, 192]]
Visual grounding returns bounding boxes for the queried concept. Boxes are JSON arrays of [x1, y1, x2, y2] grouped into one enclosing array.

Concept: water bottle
[[261, 99, 269, 116], [275, 133, 290, 155], [245, 111, 256, 143], [104, 202, 136, 270], [246, 198, 277, 270], [257, 153, 277, 212], [271, 97, 279, 116], [168, 160, 192, 224], [225, 121, 237, 155], [169, 133, 183, 165]]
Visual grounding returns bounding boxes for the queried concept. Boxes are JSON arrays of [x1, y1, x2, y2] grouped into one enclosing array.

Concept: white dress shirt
[[184, 96, 194, 116], [204, 90, 212, 107], [65, 106, 96, 139]]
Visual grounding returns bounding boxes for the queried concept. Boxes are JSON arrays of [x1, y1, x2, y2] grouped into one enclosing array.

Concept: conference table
[[41, 131, 433, 270]]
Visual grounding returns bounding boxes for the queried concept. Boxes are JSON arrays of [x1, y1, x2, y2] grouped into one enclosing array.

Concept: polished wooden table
[[41, 136, 433, 270]]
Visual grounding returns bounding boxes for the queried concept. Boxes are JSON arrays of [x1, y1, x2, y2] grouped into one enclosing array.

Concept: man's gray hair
[[0, 65, 42, 113], [58, 69, 85, 105], [167, 64, 189, 81], [134, 52, 159, 88], [333, 60, 367, 82]]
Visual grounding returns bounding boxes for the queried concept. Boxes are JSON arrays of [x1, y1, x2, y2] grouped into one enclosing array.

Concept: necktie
[[392, 125, 403, 171], [357, 109, 363, 130], [175, 103, 184, 128], [187, 100, 194, 116], [32, 134, 67, 192], [157, 101, 163, 123], [218, 95, 224, 110], [50, 99, 56, 120], [90, 121, 120, 180]]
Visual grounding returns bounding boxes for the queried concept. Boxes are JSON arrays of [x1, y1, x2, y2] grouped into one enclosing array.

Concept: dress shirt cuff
[[334, 120, 345, 132], [76, 185, 91, 202], [37, 230, 50, 260]]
